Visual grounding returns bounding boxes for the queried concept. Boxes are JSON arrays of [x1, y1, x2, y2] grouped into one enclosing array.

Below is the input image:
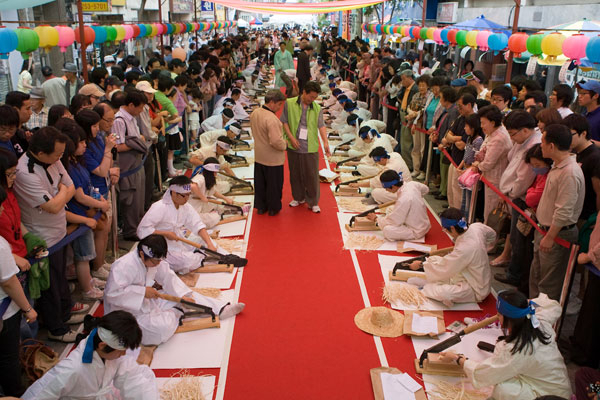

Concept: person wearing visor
[[349, 147, 411, 204], [22, 310, 159, 399], [189, 158, 234, 228], [365, 170, 430, 241], [198, 122, 242, 149], [104, 235, 244, 346], [137, 176, 231, 274], [407, 207, 496, 307], [438, 290, 572, 400], [201, 107, 236, 133], [190, 136, 236, 193]]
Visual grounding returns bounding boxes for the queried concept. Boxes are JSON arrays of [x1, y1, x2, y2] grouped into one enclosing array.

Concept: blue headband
[[372, 151, 390, 162], [441, 217, 468, 230], [82, 328, 97, 364], [348, 117, 361, 126], [382, 172, 403, 188], [329, 83, 336, 88], [360, 128, 380, 139], [497, 294, 540, 328]]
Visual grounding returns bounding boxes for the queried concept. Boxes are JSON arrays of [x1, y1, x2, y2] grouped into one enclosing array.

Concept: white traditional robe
[[421, 223, 496, 304], [199, 128, 228, 149], [189, 146, 232, 193], [354, 134, 398, 173], [22, 334, 158, 399], [201, 114, 230, 133], [213, 100, 248, 121], [104, 251, 226, 345], [137, 190, 211, 275], [377, 181, 431, 241], [463, 294, 572, 400], [189, 173, 221, 228], [370, 152, 412, 204]]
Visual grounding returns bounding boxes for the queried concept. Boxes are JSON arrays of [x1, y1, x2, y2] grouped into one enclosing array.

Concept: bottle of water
[[91, 188, 101, 201]]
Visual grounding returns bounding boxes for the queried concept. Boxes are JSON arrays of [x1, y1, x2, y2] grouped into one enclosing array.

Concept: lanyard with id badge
[[298, 127, 308, 140]]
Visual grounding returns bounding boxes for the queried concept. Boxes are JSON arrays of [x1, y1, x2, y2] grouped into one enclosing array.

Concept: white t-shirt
[[0, 236, 20, 320]]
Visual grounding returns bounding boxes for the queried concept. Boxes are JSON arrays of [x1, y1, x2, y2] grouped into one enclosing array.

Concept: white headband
[[170, 184, 192, 194], [141, 245, 157, 259], [203, 163, 220, 172], [217, 141, 231, 151], [98, 327, 126, 351]]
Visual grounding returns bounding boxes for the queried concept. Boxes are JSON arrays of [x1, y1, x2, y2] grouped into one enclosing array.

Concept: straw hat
[[354, 306, 404, 338]]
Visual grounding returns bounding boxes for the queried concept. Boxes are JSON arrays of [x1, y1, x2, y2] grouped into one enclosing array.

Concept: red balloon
[[508, 32, 528, 58], [412, 27, 421, 39], [447, 29, 458, 45], [74, 25, 95, 46]]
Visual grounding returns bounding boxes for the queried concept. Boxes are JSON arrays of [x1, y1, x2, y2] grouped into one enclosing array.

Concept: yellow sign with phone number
[[81, 0, 109, 11]]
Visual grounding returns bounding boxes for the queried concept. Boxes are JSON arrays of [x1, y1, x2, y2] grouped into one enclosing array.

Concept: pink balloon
[[563, 34, 589, 64], [476, 30, 491, 51], [433, 28, 442, 44], [154, 23, 164, 35], [56, 25, 75, 52], [123, 24, 134, 41]]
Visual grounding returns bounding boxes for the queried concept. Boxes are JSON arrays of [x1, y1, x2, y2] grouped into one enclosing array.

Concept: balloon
[[56, 25, 75, 52], [455, 30, 468, 47], [15, 27, 39, 59], [186, 23, 193, 33], [401, 25, 410, 37], [508, 32, 528, 57], [137, 24, 147, 38], [585, 35, 600, 64], [411, 26, 420, 39], [90, 25, 107, 44], [123, 24, 134, 40], [426, 27, 435, 40], [488, 33, 508, 53], [114, 25, 126, 42], [476, 30, 491, 51], [0, 27, 18, 59], [393, 25, 402, 35], [526, 33, 546, 56], [448, 29, 458, 46], [419, 27, 428, 40], [440, 29, 450, 44], [465, 30, 478, 48], [541, 32, 565, 61], [562, 33, 589, 65], [131, 24, 140, 38], [167, 23, 174, 35], [34, 25, 59, 50], [433, 28, 442, 44], [172, 47, 186, 61], [105, 25, 117, 42], [375, 24, 382, 34]]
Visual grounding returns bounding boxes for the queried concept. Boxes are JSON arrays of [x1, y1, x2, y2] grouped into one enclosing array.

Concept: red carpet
[[224, 153, 382, 399]]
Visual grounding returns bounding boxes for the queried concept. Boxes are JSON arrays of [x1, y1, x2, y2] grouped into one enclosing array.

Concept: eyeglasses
[[102, 117, 115, 123], [508, 128, 525, 137]]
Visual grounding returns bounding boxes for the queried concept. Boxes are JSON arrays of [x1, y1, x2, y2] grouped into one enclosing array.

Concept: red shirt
[[0, 189, 27, 257], [526, 174, 547, 211]]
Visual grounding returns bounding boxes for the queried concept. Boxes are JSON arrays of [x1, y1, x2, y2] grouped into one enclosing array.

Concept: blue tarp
[[449, 15, 510, 36]]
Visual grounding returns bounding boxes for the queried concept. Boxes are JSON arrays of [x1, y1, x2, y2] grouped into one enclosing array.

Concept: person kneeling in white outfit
[[439, 290, 572, 400], [366, 170, 430, 241], [406, 207, 496, 307], [188, 158, 235, 228], [349, 147, 412, 204], [22, 311, 159, 399], [104, 235, 244, 346], [137, 176, 244, 275]]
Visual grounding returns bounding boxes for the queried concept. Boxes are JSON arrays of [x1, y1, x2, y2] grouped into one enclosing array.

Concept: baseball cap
[[104, 55, 116, 63], [79, 84, 105, 98], [577, 80, 600, 95], [451, 78, 467, 87], [136, 80, 157, 94]]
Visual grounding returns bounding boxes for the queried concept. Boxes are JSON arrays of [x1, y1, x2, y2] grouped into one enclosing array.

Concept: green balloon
[[456, 30, 468, 47], [16, 28, 39, 59], [420, 27, 428, 40], [105, 26, 117, 42], [526, 33, 546, 56]]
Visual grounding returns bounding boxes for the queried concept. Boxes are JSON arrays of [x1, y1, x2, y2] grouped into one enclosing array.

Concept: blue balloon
[[0, 28, 18, 59], [488, 33, 508, 52], [375, 24, 382, 34], [440, 29, 450, 44], [91, 26, 107, 44], [137, 24, 147, 38]]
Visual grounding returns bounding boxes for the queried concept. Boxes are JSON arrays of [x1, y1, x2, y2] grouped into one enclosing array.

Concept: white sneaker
[[83, 286, 104, 300], [411, 170, 420, 177], [66, 313, 85, 325], [289, 200, 305, 207], [220, 303, 245, 319], [91, 267, 109, 281], [416, 172, 426, 180], [311, 205, 321, 213], [48, 329, 78, 342]]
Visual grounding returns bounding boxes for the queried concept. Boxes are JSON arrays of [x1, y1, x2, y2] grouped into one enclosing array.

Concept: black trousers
[[571, 271, 600, 367], [37, 247, 71, 335], [144, 148, 155, 211], [0, 312, 23, 396], [254, 162, 284, 212]]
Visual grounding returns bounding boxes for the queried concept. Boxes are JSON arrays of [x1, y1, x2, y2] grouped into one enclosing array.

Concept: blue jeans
[[461, 189, 472, 218]]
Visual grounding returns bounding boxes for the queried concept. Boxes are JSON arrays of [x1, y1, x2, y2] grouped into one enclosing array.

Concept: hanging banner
[[216, 4, 226, 20], [81, 0, 109, 12], [342, 10, 350, 40]]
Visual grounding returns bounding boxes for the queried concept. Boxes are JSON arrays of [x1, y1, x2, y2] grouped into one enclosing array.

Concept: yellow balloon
[[150, 24, 158, 37], [34, 25, 59, 49], [465, 30, 479, 48], [113, 25, 126, 42], [426, 27, 434, 40], [541, 32, 566, 58]]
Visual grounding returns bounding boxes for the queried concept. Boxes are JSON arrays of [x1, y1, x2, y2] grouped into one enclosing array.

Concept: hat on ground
[[354, 306, 404, 337], [104, 55, 116, 63], [136, 80, 157, 94], [105, 76, 124, 88], [79, 84, 105, 98], [577, 80, 600, 95], [62, 63, 78, 73], [29, 87, 45, 99]]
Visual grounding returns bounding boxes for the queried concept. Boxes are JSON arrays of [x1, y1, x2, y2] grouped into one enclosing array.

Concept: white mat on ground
[[194, 239, 242, 289], [335, 196, 376, 214], [412, 328, 500, 398], [337, 212, 412, 251], [151, 290, 235, 369], [231, 165, 254, 180], [229, 194, 254, 204], [156, 375, 216, 400], [379, 254, 482, 311], [215, 218, 247, 238]]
